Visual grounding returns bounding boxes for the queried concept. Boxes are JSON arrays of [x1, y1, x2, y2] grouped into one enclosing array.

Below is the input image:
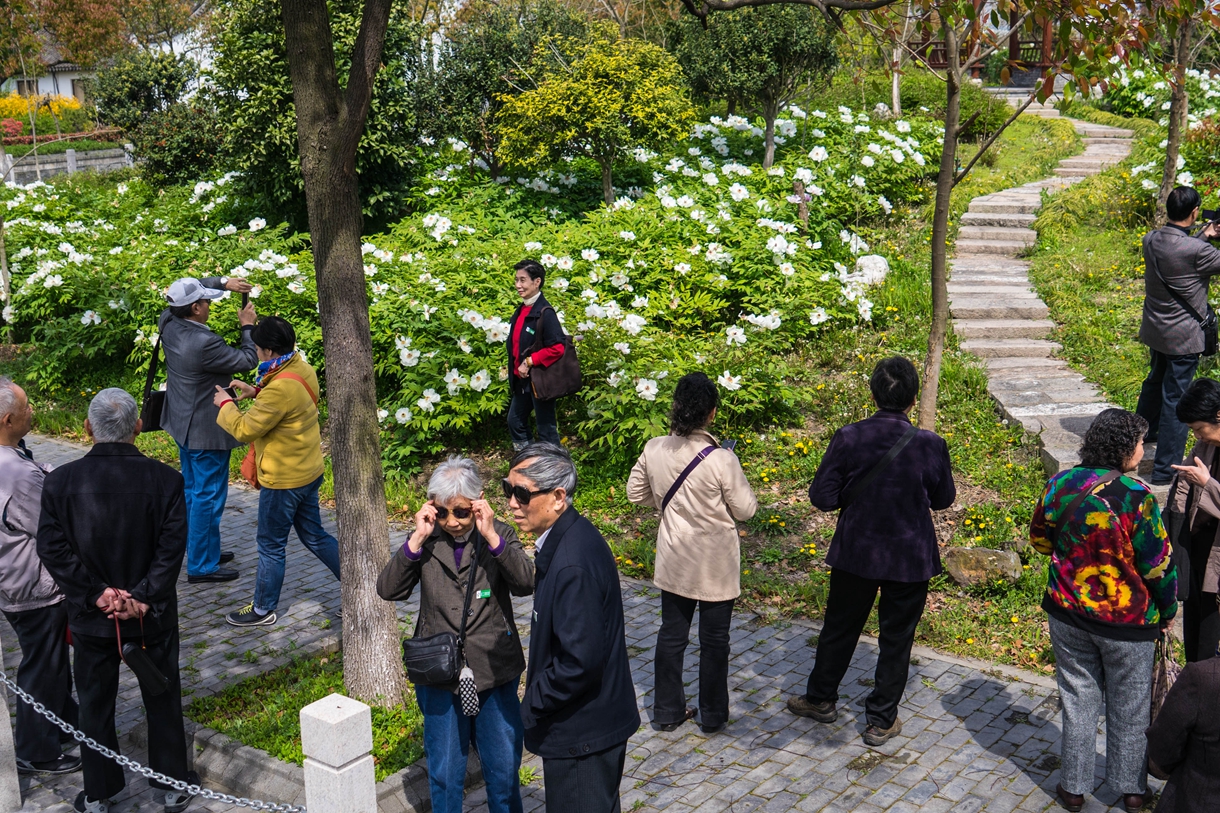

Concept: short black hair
[[1079, 408, 1147, 470], [515, 258, 545, 285], [169, 302, 198, 319], [251, 316, 295, 356], [870, 356, 919, 411], [1177, 377, 1220, 424], [670, 372, 719, 436], [1167, 186, 1202, 222]]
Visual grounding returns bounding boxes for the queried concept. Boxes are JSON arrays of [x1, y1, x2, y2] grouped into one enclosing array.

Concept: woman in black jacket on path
[[506, 259, 567, 448]]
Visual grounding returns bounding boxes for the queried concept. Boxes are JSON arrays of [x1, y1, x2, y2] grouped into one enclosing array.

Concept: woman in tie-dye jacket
[[1030, 408, 1178, 813]]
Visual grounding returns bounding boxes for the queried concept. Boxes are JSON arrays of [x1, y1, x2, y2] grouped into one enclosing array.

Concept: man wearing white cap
[[158, 277, 257, 583]]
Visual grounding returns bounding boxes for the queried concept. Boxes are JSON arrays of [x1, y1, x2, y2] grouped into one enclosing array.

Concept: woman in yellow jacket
[[212, 316, 340, 627]]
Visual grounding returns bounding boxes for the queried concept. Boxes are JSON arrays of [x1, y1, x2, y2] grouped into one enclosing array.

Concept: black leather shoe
[[187, 567, 239, 583], [700, 722, 726, 735], [17, 754, 81, 775], [219, 551, 235, 564], [651, 706, 696, 732]]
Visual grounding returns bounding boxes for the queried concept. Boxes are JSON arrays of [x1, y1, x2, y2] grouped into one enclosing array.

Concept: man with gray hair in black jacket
[[509, 442, 640, 813], [37, 388, 197, 813]]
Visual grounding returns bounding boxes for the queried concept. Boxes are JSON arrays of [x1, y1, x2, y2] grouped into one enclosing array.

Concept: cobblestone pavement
[[7, 435, 1160, 812]]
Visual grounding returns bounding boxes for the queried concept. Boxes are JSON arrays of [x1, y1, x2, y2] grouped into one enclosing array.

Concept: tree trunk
[[600, 158, 614, 206], [1156, 17, 1194, 227], [892, 52, 902, 116], [762, 99, 779, 169], [0, 208, 10, 343], [726, 97, 737, 117], [280, 0, 406, 708], [918, 26, 960, 432]]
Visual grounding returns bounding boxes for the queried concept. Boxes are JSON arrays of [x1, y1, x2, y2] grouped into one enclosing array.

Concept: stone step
[[1053, 166, 1103, 177], [987, 364, 1087, 383], [949, 298, 1049, 320], [1060, 157, 1123, 169], [984, 356, 1073, 372], [993, 388, 1104, 408], [1077, 126, 1135, 139], [1024, 108, 1061, 118], [960, 338, 1061, 358], [967, 200, 1042, 215], [957, 225, 1037, 243], [954, 318, 1055, 339], [955, 238, 1034, 255], [959, 211, 1038, 228], [946, 283, 1036, 294], [1082, 137, 1132, 147]]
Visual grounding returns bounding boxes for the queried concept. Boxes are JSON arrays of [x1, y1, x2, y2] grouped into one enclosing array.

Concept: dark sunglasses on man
[[501, 478, 553, 506]]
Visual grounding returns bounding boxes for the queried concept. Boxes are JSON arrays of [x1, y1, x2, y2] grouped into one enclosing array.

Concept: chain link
[[0, 670, 306, 812]]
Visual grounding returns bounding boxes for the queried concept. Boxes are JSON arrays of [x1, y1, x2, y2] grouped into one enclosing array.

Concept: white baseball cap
[[166, 278, 225, 307]]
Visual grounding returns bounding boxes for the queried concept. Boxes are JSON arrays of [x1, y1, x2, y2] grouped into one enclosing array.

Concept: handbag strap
[[841, 425, 918, 509], [267, 371, 318, 404], [114, 610, 147, 664], [662, 445, 718, 513], [1148, 240, 1210, 327], [1050, 469, 1122, 545], [455, 537, 480, 649], [142, 336, 162, 404]]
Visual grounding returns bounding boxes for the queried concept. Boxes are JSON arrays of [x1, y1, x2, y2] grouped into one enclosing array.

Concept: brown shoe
[[862, 718, 902, 746], [1055, 784, 1083, 812], [1123, 793, 1148, 813], [786, 695, 838, 723], [651, 706, 696, 732]]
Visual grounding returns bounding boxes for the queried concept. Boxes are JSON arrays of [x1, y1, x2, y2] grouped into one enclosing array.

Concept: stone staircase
[[950, 117, 1137, 473]]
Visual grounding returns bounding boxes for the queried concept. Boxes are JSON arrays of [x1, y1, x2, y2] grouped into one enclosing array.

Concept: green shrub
[[1097, 56, 1219, 127], [91, 50, 195, 132], [131, 104, 223, 186]]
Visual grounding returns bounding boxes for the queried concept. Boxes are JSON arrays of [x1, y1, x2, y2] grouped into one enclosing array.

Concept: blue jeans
[[415, 681, 524, 813], [178, 445, 230, 577], [252, 475, 341, 614], [1136, 348, 1199, 483]]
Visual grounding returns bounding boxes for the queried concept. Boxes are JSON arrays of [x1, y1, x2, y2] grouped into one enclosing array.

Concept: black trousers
[[653, 591, 734, 728], [73, 626, 188, 800], [542, 741, 627, 813], [1135, 349, 1200, 483], [1184, 526, 1220, 662], [507, 388, 560, 448], [805, 568, 929, 729], [3, 602, 77, 762]]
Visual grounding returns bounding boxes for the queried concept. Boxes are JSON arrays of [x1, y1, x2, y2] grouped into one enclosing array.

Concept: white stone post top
[[300, 693, 373, 768]]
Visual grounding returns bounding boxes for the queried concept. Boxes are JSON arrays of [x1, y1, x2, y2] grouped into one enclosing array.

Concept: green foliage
[[495, 23, 695, 204], [434, 0, 588, 172], [809, 70, 1009, 141], [90, 49, 195, 132], [1097, 55, 1219, 127], [131, 104, 223, 186], [186, 653, 423, 782], [208, 0, 437, 225]]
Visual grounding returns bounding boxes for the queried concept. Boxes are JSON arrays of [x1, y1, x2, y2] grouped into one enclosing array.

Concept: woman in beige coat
[[627, 372, 757, 734]]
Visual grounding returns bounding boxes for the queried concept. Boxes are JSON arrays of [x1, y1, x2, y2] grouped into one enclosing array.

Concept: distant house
[[1, 38, 94, 103]]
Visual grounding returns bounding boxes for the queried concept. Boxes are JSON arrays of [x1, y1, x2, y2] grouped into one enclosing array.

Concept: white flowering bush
[[1099, 55, 1219, 128], [1, 105, 942, 467]]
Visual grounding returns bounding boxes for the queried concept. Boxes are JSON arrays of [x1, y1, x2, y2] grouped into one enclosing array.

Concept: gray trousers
[[1049, 616, 1154, 795]]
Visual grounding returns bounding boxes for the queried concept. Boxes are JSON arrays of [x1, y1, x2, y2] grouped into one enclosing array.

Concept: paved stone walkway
[[950, 113, 1137, 476], [7, 433, 1164, 812]]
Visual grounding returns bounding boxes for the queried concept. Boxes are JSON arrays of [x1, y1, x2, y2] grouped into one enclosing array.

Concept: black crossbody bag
[[140, 336, 166, 432], [401, 540, 480, 685], [1148, 247, 1218, 356]]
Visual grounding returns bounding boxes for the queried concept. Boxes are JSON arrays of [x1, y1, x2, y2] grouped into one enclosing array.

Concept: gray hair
[[0, 377, 18, 421], [426, 455, 483, 503], [88, 388, 138, 443], [509, 442, 577, 506]]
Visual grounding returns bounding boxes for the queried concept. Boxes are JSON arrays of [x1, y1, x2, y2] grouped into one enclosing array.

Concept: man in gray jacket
[[0, 377, 80, 775], [158, 277, 257, 582], [1136, 186, 1220, 484]]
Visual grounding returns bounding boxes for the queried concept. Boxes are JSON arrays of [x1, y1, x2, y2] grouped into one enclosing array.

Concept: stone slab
[[959, 339, 1061, 358], [948, 300, 1049, 320], [952, 318, 1055, 339], [956, 226, 1037, 243], [954, 239, 1032, 256], [959, 212, 1038, 228]]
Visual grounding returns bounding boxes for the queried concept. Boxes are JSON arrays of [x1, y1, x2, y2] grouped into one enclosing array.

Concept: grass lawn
[[13, 115, 1082, 674]]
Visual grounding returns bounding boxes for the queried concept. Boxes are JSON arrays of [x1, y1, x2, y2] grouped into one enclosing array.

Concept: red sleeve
[[530, 343, 565, 368]]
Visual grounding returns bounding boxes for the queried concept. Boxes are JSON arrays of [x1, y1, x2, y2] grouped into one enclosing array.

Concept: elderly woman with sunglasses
[[377, 456, 534, 813]]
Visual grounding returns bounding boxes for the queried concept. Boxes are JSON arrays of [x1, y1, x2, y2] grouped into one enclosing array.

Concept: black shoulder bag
[[840, 425, 918, 509], [140, 336, 166, 433], [525, 306, 582, 401], [1148, 245, 1218, 356], [401, 540, 480, 686]]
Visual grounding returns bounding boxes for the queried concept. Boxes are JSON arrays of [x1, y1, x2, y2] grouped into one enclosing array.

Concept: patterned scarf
[[254, 350, 296, 387]]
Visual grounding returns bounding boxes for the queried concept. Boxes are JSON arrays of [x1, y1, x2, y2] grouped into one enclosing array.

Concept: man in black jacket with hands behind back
[[508, 442, 640, 813], [37, 389, 197, 813]]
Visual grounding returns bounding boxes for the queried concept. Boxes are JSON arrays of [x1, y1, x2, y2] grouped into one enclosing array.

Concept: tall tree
[[496, 23, 695, 205], [669, 5, 838, 168], [679, 0, 1144, 429], [279, 0, 406, 706], [40, 0, 129, 67]]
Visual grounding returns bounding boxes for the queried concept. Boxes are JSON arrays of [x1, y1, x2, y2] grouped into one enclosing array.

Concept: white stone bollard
[[0, 628, 23, 812], [65, 148, 77, 174], [300, 693, 377, 813]]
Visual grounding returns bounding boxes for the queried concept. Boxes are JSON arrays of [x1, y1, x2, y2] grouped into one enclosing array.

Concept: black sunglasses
[[501, 478, 552, 506], [433, 506, 472, 520]]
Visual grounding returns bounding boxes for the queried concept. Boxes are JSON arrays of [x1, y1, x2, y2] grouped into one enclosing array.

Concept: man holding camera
[[1136, 186, 1220, 485]]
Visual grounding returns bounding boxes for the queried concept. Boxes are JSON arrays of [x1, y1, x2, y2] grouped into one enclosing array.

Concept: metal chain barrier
[[0, 670, 306, 813]]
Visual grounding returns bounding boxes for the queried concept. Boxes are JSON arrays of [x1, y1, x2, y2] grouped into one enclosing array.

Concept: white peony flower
[[717, 371, 742, 391], [620, 314, 646, 335], [581, 248, 600, 262], [217, 224, 237, 236], [470, 370, 491, 392], [674, 262, 691, 274], [288, 280, 307, 294], [400, 349, 421, 367], [636, 378, 659, 401], [619, 231, 636, 241], [396, 335, 412, 350], [417, 388, 442, 412], [726, 326, 747, 345], [249, 218, 267, 232], [729, 183, 749, 202], [607, 371, 624, 388], [395, 407, 412, 424], [809, 307, 829, 326], [809, 146, 829, 162], [378, 408, 389, 423], [458, 338, 473, 354], [779, 262, 795, 276], [614, 342, 631, 355], [44, 275, 63, 288], [524, 241, 543, 251], [702, 172, 719, 186], [81, 310, 101, 325], [444, 368, 469, 396]]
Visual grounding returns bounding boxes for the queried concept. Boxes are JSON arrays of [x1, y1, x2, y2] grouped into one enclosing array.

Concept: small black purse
[[140, 336, 166, 433], [117, 616, 168, 696], [401, 541, 479, 686]]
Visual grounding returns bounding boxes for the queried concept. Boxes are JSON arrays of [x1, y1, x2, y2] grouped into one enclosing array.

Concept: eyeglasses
[[433, 506, 472, 520], [501, 479, 552, 506]]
